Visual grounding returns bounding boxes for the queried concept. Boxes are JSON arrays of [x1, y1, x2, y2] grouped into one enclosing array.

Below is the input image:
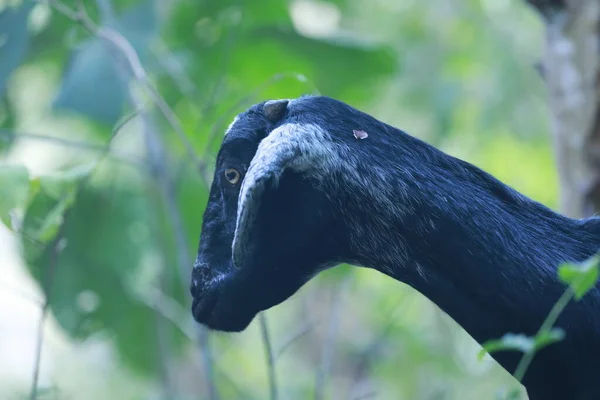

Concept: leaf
[[495, 387, 523, 400], [33, 189, 77, 242], [558, 256, 600, 300], [21, 163, 190, 375], [533, 328, 565, 352], [247, 27, 397, 100], [38, 161, 98, 199], [20, 162, 96, 245], [479, 333, 534, 360], [480, 328, 566, 361], [53, 0, 158, 125], [0, 2, 35, 96], [0, 164, 31, 230]]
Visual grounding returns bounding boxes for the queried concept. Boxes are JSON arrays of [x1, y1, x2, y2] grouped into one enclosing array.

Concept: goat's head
[[191, 95, 408, 332]]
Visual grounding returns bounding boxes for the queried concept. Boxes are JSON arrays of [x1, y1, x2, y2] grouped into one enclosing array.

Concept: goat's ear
[[232, 123, 327, 269], [263, 99, 289, 122]]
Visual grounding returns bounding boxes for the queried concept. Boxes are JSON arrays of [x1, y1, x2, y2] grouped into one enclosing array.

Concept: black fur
[[191, 96, 600, 399]]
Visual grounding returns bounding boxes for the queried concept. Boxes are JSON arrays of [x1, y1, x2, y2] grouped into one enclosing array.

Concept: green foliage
[[53, 1, 158, 125], [495, 387, 523, 400], [21, 162, 188, 374], [480, 253, 600, 396], [0, 0, 558, 399], [0, 2, 34, 96], [0, 164, 31, 229], [479, 328, 565, 361], [558, 257, 600, 300]]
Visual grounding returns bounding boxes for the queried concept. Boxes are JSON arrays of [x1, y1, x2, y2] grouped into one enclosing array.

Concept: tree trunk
[[528, 0, 600, 218]]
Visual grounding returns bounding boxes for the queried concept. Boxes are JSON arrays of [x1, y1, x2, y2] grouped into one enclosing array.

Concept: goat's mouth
[[191, 280, 220, 324], [190, 264, 257, 332], [190, 263, 224, 324]]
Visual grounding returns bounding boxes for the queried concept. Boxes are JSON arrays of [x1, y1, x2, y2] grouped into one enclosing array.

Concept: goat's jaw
[[190, 264, 257, 332], [191, 283, 219, 325]]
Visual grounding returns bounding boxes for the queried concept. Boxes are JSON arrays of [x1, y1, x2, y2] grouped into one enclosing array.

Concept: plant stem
[[259, 313, 278, 400], [513, 287, 575, 381]]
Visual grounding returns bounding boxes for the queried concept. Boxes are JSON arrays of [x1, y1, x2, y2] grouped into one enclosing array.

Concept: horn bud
[[263, 99, 289, 122]]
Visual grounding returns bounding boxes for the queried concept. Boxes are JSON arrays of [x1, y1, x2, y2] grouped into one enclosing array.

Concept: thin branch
[[37, 2, 218, 397], [111, 104, 145, 137], [525, 0, 567, 19], [28, 110, 126, 400], [0, 129, 106, 152], [200, 72, 320, 161], [353, 391, 379, 400], [197, 18, 241, 119], [314, 275, 352, 400], [513, 287, 576, 381], [259, 313, 278, 400], [29, 227, 63, 400], [134, 66, 220, 400], [0, 282, 44, 307], [348, 300, 407, 399], [36, 0, 205, 175], [138, 288, 196, 341], [150, 39, 200, 99], [275, 320, 319, 361], [0, 130, 146, 167], [154, 306, 177, 400]]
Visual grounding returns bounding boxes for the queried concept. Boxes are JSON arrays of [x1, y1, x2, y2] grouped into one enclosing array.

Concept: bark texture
[[529, 0, 600, 218]]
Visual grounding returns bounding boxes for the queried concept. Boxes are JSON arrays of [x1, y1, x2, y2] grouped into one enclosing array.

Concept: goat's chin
[[191, 272, 258, 332], [192, 300, 255, 332]]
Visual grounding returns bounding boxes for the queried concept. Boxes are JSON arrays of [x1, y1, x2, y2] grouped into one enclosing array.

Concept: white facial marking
[[231, 123, 337, 269], [224, 115, 240, 136]]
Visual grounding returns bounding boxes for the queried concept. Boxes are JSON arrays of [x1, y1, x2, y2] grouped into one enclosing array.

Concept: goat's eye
[[224, 168, 241, 185]]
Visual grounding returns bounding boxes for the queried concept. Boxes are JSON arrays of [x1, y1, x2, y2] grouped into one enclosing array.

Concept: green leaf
[[33, 189, 77, 242], [53, 0, 158, 125], [495, 387, 523, 400], [0, 2, 35, 96], [558, 256, 600, 300], [533, 327, 565, 352], [0, 164, 31, 230], [479, 333, 534, 360], [479, 328, 566, 361], [245, 27, 397, 100], [20, 162, 96, 244], [38, 161, 97, 199], [21, 164, 190, 375]]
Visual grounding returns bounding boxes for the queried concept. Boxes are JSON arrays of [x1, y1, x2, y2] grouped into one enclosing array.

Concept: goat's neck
[[346, 158, 600, 352]]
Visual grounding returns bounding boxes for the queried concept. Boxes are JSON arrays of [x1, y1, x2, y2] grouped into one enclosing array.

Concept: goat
[[190, 95, 600, 399]]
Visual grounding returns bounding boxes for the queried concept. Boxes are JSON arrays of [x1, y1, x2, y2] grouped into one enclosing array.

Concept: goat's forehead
[[221, 110, 269, 143], [224, 115, 240, 136]]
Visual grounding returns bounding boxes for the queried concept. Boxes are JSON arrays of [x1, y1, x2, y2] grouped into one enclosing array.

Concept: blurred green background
[[0, 0, 554, 399]]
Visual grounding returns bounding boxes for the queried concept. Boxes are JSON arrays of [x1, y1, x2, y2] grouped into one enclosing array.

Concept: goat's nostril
[[191, 264, 214, 297], [190, 277, 199, 297]]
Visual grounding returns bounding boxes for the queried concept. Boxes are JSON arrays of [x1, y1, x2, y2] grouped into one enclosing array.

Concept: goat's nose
[[190, 276, 199, 298], [190, 263, 212, 298]]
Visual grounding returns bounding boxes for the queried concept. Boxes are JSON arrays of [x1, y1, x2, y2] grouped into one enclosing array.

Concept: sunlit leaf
[[0, 164, 30, 229], [558, 256, 600, 300], [533, 327, 565, 351], [248, 27, 397, 99], [0, 2, 35, 96], [479, 333, 534, 360], [20, 162, 96, 245], [495, 387, 523, 400], [33, 189, 76, 242], [21, 163, 190, 375], [53, 0, 158, 125], [480, 327, 566, 362]]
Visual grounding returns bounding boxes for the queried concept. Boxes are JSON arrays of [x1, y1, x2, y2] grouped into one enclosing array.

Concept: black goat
[[190, 95, 600, 399]]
